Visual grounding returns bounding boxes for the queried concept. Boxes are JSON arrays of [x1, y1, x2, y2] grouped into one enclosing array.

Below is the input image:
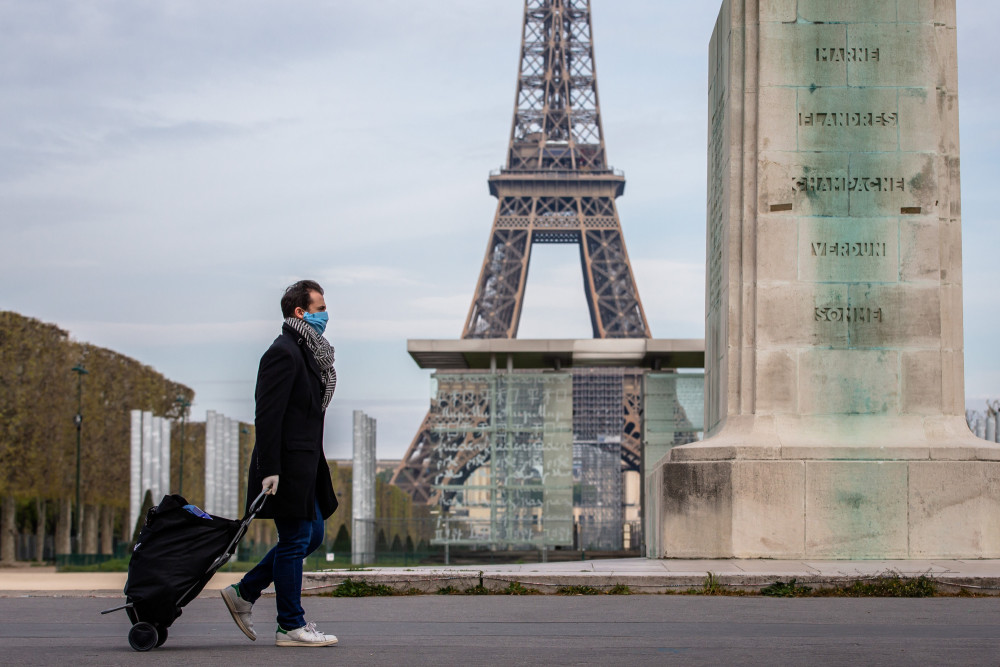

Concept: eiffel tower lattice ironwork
[[392, 0, 649, 504], [464, 0, 648, 339]]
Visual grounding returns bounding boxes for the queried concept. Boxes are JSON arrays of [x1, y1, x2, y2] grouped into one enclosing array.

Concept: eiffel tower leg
[[463, 228, 532, 339], [580, 228, 650, 338], [390, 376, 494, 505], [578, 238, 601, 338], [390, 411, 437, 504]]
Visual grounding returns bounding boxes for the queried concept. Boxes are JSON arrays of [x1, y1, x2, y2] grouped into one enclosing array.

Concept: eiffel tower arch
[[390, 2, 702, 549]]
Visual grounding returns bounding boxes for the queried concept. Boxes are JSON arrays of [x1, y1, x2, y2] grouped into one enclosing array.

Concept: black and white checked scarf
[[283, 317, 337, 410]]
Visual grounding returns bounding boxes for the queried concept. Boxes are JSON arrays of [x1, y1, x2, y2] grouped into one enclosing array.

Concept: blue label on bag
[[183, 504, 212, 519]]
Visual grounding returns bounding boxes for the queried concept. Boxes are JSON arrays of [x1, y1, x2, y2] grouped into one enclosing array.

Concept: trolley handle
[[244, 488, 269, 521]]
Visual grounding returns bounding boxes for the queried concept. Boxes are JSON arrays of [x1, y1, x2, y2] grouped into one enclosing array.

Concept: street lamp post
[[71, 364, 88, 552], [175, 397, 191, 497]]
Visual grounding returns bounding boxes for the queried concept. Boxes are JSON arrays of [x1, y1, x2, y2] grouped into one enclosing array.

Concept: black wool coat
[[246, 323, 338, 521]]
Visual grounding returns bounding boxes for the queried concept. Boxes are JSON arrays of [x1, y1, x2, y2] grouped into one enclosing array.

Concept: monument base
[[652, 416, 1000, 559]]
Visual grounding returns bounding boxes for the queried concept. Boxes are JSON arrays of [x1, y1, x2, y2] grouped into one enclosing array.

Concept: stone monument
[[652, 0, 998, 558]]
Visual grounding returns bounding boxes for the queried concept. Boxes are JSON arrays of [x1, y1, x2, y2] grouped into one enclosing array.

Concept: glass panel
[[429, 372, 574, 548]]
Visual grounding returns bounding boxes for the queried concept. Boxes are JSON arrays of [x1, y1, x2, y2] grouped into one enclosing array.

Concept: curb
[[301, 570, 1000, 596], [5, 568, 1000, 597]]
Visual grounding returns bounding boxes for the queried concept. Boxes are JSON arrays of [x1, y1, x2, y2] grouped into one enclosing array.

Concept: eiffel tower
[[392, 0, 650, 505], [464, 0, 648, 339]]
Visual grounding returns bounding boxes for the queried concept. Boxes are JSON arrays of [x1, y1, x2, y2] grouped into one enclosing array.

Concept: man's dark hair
[[281, 280, 324, 318]]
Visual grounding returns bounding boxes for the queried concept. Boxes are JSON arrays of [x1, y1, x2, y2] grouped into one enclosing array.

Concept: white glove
[[262, 475, 279, 496]]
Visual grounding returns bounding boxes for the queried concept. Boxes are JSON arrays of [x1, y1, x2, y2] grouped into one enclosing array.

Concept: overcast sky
[[3, 1, 998, 461]]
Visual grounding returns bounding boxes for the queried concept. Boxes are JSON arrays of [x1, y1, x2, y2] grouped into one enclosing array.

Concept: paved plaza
[[1, 594, 999, 665], [1, 559, 1000, 665]]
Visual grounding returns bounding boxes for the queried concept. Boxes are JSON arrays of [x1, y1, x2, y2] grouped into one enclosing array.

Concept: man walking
[[221, 280, 339, 647]]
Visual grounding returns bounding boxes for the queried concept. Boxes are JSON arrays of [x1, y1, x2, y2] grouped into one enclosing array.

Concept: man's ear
[[293, 307, 306, 319]]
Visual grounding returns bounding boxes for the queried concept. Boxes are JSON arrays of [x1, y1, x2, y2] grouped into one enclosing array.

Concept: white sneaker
[[275, 621, 339, 647], [221, 584, 256, 640]]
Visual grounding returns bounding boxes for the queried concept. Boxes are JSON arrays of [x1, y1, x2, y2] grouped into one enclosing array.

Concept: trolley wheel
[[128, 622, 159, 652], [154, 625, 168, 647]]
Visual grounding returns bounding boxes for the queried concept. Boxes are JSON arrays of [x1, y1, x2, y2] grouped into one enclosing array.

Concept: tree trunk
[[76, 500, 83, 552], [55, 498, 72, 556], [99, 506, 113, 556], [1, 496, 16, 563], [35, 498, 46, 562], [82, 504, 98, 554], [121, 506, 131, 543], [252, 522, 262, 548]]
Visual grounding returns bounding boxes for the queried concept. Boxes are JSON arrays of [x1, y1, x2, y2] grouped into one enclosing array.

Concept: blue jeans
[[239, 501, 325, 630]]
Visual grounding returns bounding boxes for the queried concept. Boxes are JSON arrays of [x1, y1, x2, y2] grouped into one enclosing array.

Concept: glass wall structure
[[424, 369, 704, 552], [430, 372, 574, 549]]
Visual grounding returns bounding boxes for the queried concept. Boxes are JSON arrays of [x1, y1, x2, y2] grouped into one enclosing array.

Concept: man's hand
[[262, 475, 279, 496]]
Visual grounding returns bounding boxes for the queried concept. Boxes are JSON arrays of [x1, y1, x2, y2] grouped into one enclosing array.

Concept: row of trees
[[0, 311, 196, 561], [1, 310, 429, 565]]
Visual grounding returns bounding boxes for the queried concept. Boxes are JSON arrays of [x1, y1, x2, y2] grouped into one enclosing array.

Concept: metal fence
[[236, 516, 639, 567], [967, 405, 1000, 442]]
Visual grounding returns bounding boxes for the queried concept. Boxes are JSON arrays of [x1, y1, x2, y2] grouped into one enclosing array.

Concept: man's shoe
[[275, 622, 338, 647], [221, 584, 256, 640]]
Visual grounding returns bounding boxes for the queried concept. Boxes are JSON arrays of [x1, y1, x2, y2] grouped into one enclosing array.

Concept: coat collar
[[282, 323, 324, 382]]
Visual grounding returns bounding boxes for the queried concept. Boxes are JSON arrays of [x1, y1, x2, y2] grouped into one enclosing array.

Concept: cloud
[[63, 319, 276, 347], [320, 265, 422, 288], [409, 294, 474, 319], [330, 317, 457, 342]]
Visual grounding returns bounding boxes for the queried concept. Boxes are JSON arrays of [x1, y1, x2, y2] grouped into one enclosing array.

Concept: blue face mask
[[302, 311, 328, 336]]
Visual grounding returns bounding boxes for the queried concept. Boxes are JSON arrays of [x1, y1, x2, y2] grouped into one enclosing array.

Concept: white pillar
[[352, 410, 377, 565], [141, 411, 153, 505], [221, 417, 231, 517], [149, 416, 162, 501], [229, 419, 240, 517], [129, 410, 142, 535], [160, 419, 171, 497], [215, 413, 226, 514], [220, 415, 230, 516], [205, 410, 216, 514]]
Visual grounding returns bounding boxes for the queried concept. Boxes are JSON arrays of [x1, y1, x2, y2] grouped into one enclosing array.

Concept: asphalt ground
[[4, 594, 1000, 666]]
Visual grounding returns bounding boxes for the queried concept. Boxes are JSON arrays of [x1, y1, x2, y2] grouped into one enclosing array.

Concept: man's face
[[295, 290, 327, 318]]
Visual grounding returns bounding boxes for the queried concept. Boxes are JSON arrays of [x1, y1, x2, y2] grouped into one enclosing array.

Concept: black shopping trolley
[[102, 489, 268, 651]]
